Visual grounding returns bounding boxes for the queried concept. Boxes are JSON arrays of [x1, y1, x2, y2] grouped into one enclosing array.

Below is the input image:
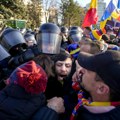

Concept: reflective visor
[[70, 33, 83, 43], [37, 33, 62, 54], [0, 45, 10, 61], [25, 35, 37, 44], [2, 31, 26, 51]]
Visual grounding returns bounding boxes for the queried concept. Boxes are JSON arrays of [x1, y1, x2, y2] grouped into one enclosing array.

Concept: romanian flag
[[111, 0, 120, 21], [100, 0, 116, 29], [82, 0, 98, 28]]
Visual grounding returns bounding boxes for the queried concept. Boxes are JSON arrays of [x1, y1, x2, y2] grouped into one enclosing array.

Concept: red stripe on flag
[[82, 8, 98, 28], [117, 16, 120, 21]]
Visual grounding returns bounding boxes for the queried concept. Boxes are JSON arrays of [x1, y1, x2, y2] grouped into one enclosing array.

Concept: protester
[[82, 27, 92, 38], [45, 50, 77, 120], [72, 38, 103, 86], [45, 50, 73, 99], [79, 38, 103, 54], [71, 50, 120, 120], [60, 26, 69, 49], [24, 33, 37, 47], [0, 60, 48, 120]]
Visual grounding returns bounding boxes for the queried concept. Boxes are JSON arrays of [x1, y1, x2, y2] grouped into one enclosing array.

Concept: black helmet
[[0, 44, 10, 62], [24, 33, 37, 46], [68, 30, 83, 43], [0, 44, 11, 69], [61, 26, 68, 34], [0, 28, 27, 56], [37, 23, 62, 54], [26, 29, 32, 34], [70, 26, 83, 32], [20, 28, 26, 35]]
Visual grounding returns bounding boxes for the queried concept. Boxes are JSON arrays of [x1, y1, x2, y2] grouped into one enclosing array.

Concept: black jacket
[[0, 84, 46, 120], [76, 106, 120, 120], [45, 76, 77, 120], [32, 106, 59, 120]]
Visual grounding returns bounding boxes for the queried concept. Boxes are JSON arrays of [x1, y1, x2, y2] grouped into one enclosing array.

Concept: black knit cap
[[77, 50, 120, 92]]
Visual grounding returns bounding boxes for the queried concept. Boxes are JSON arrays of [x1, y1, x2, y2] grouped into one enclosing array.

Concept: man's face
[[42, 44, 54, 53], [27, 41, 34, 47], [63, 32, 68, 37], [55, 58, 72, 81], [83, 28, 91, 38], [80, 67, 97, 92], [76, 61, 100, 99]]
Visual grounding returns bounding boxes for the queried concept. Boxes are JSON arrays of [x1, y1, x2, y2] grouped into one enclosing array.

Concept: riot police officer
[[0, 28, 27, 56], [0, 44, 11, 90], [68, 29, 83, 44], [60, 26, 69, 49], [37, 23, 62, 54], [0, 23, 62, 67], [0, 28, 35, 67], [24, 33, 37, 47]]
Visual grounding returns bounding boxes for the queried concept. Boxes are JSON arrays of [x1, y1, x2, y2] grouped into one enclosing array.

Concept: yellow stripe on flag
[[100, 17, 111, 29], [111, 11, 120, 20], [92, 30, 101, 40], [90, 0, 98, 9]]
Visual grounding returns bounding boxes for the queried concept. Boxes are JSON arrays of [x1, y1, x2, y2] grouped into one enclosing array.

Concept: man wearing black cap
[[71, 50, 120, 120]]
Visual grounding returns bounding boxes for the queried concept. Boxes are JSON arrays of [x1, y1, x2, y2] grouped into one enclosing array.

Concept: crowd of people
[[0, 20, 120, 120]]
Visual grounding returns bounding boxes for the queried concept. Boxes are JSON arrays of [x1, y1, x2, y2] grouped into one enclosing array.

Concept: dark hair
[[95, 74, 120, 101], [52, 51, 72, 74], [52, 50, 71, 63], [33, 55, 54, 77], [85, 27, 92, 31], [102, 34, 109, 41]]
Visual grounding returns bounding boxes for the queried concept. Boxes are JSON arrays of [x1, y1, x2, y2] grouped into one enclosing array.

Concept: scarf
[[70, 90, 120, 120]]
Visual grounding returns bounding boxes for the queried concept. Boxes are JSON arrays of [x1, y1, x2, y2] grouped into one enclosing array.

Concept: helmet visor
[[70, 33, 83, 43], [0, 45, 10, 61], [25, 35, 37, 44], [37, 33, 62, 54], [1, 31, 26, 51]]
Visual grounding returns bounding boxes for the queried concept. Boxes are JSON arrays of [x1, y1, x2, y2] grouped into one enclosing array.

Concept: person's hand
[[47, 97, 65, 113], [72, 60, 82, 90], [72, 60, 81, 82]]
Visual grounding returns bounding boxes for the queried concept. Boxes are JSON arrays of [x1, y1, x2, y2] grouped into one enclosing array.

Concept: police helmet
[[70, 26, 83, 32], [0, 44, 11, 69], [0, 28, 27, 56], [61, 26, 68, 34], [37, 23, 62, 54], [68, 30, 83, 43], [24, 33, 37, 46], [0, 44, 10, 62]]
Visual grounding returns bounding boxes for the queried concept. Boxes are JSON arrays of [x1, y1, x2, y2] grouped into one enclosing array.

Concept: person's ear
[[96, 82, 110, 95]]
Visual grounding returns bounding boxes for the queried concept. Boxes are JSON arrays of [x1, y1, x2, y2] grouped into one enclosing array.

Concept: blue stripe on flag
[[101, 0, 116, 21], [117, 0, 120, 8]]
